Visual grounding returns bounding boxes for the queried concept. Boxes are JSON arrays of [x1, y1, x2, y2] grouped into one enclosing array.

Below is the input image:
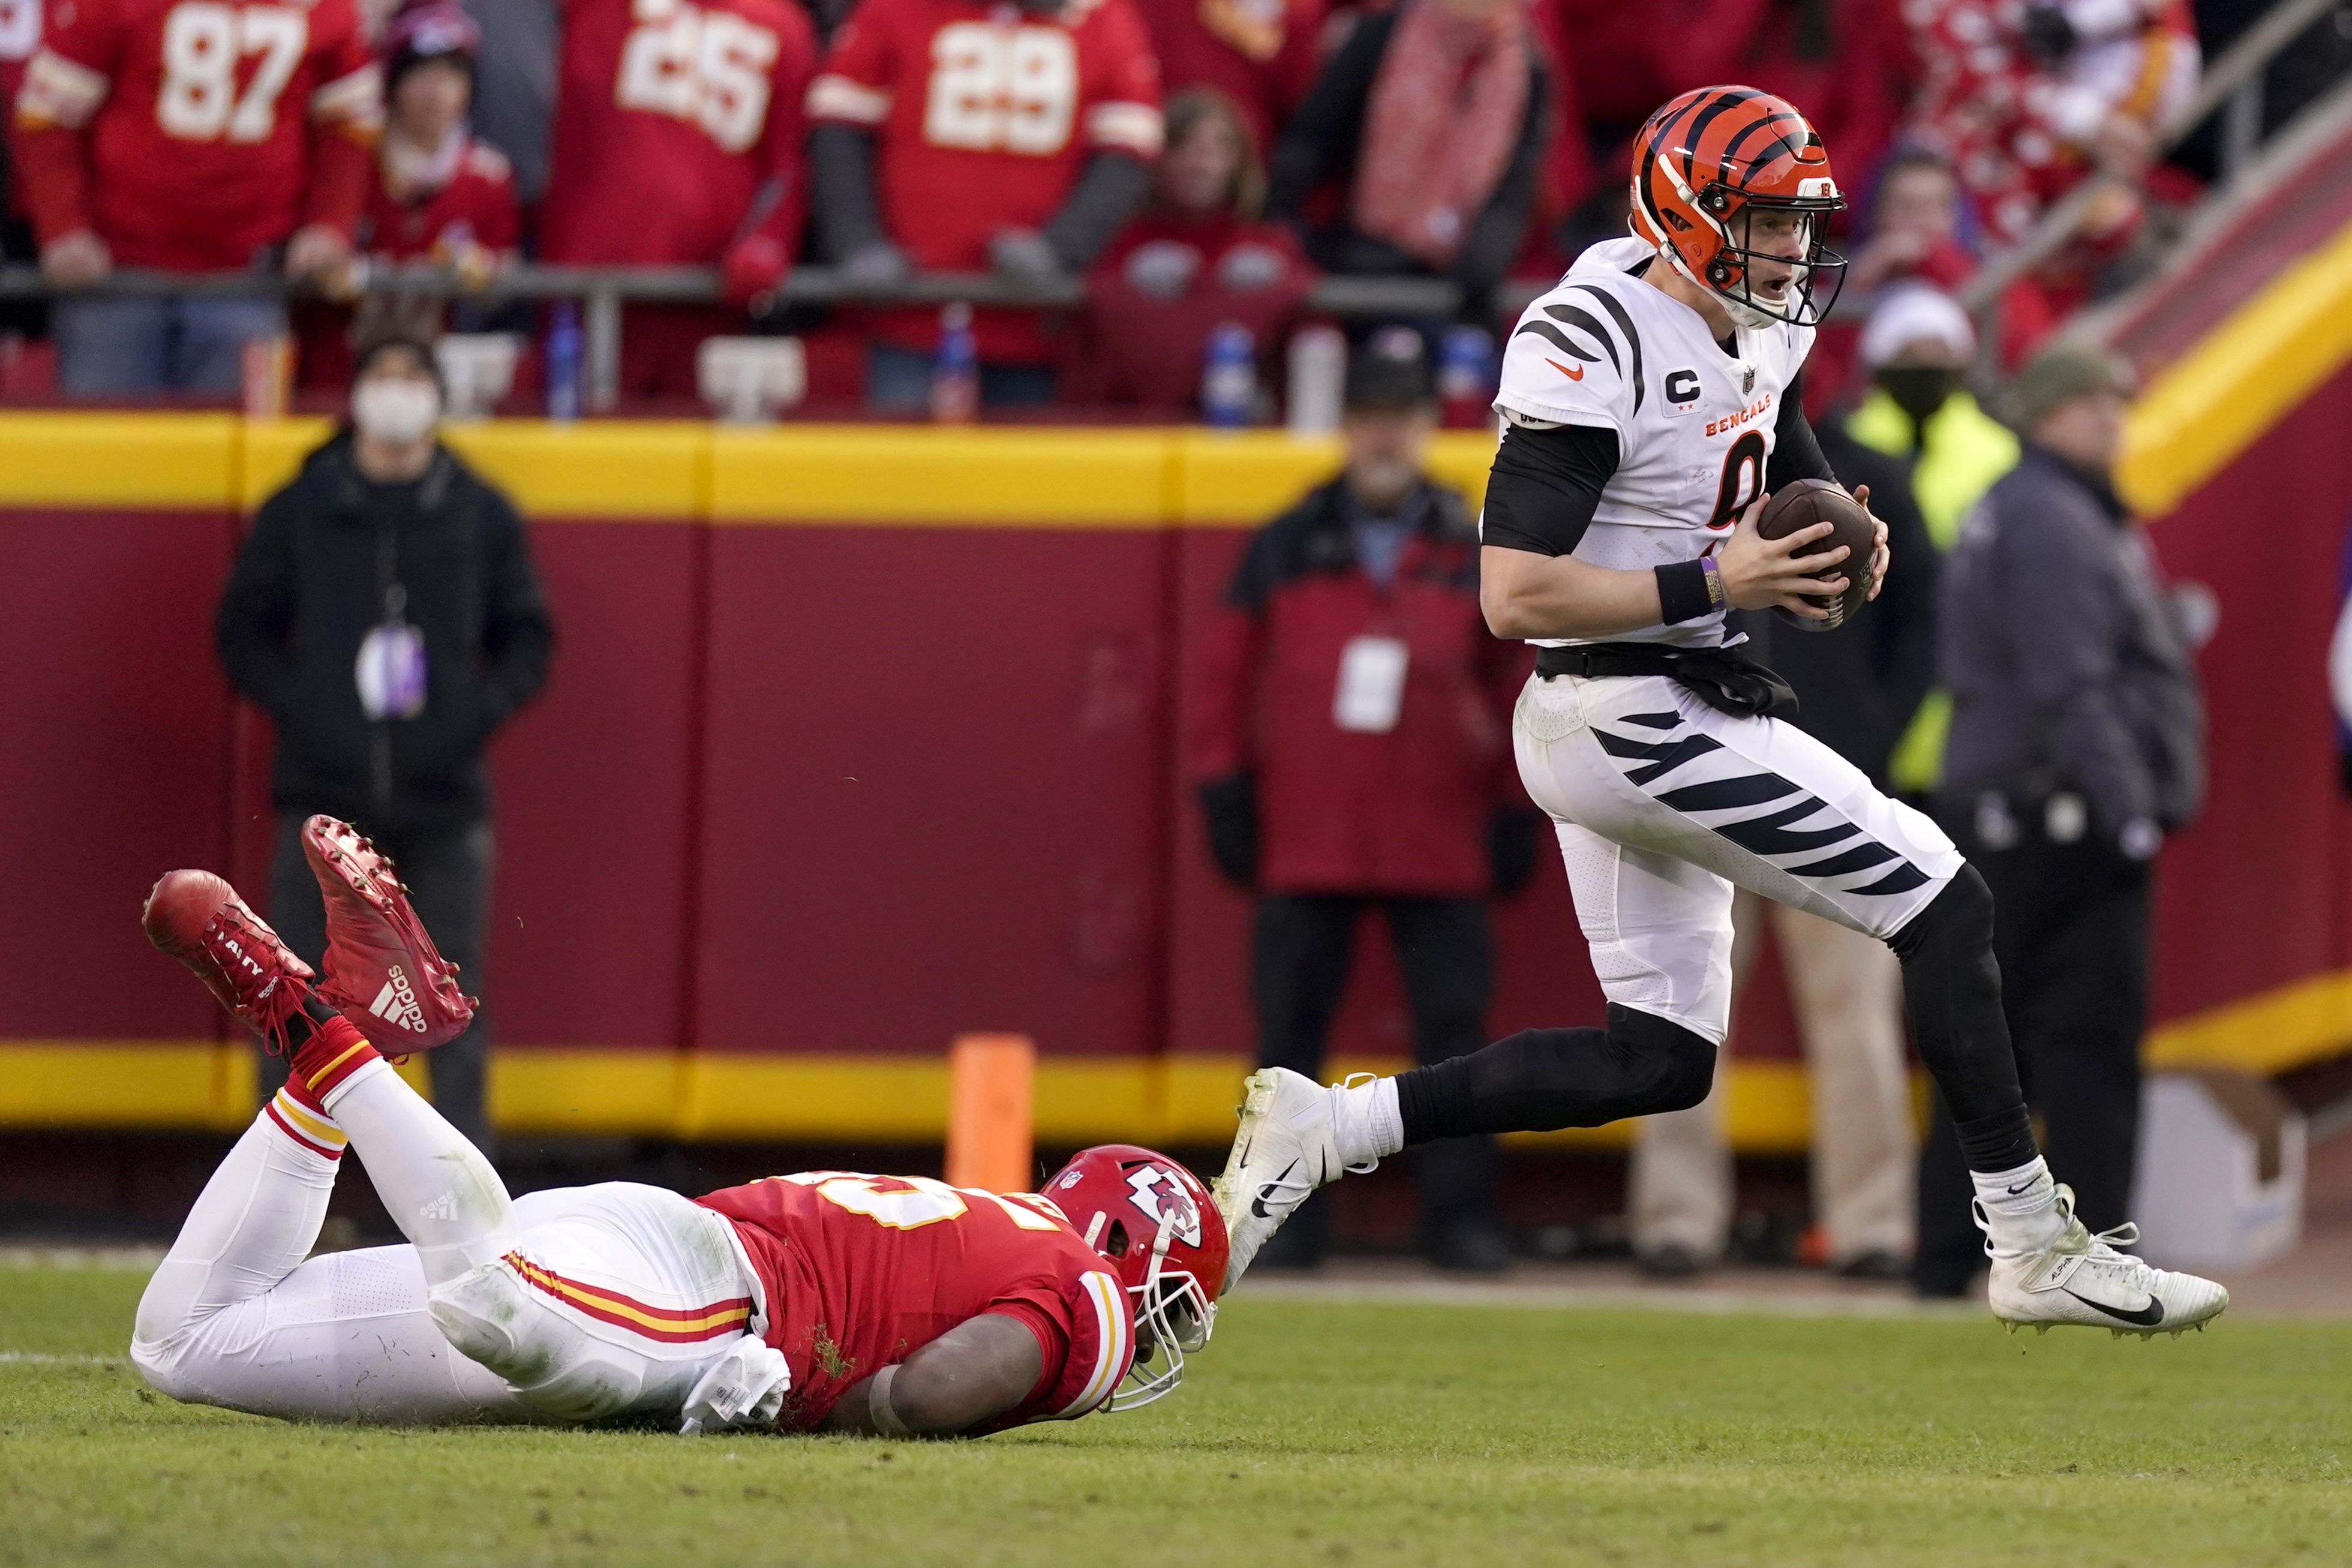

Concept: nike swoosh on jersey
[[2063, 1287, 2164, 1326], [1545, 358, 1585, 381]]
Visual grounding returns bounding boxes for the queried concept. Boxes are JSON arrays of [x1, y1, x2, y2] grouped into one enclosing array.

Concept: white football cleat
[[1209, 1068, 1371, 1293], [1987, 1185, 2228, 1338]]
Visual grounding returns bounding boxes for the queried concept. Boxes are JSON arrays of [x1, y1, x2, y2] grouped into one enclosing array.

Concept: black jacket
[[1264, 5, 1548, 305], [217, 433, 554, 834], [1939, 444, 2203, 837], [1734, 425, 1940, 789]]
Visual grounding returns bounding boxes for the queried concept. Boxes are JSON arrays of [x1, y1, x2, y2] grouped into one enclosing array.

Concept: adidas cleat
[[1209, 1068, 1371, 1293], [143, 870, 316, 1052], [301, 815, 476, 1055], [1986, 1186, 2228, 1338]]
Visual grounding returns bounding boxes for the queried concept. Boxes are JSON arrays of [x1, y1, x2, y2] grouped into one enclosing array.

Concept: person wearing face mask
[[1912, 343, 2203, 1300], [217, 332, 553, 1163], [1842, 286, 2020, 800], [1188, 328, 1539, 1273]]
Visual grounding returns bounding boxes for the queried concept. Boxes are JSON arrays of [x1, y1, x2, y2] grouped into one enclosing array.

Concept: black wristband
[[1656, 559, 1716, 624]]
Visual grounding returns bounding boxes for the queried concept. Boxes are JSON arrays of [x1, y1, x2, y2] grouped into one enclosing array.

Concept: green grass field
[[4, 1266, 2348, 1567]]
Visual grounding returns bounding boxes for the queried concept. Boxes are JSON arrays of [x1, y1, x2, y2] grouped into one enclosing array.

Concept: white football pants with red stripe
[[131, 1061, 787, 1429]]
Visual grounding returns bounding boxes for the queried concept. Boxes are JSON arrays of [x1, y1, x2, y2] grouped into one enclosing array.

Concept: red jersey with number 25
[[538, 0, 816, 265], [14, 0, 378, 269], [696, 1172, 1136, 1433]]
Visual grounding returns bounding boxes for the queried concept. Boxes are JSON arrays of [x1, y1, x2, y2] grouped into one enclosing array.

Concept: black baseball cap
[[1346, 326, 1435, 410]]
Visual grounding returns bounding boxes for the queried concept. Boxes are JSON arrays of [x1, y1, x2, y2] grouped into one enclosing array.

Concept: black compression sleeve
[[1764, 373, 1836, 491], [1480, 421, 1620, 556]]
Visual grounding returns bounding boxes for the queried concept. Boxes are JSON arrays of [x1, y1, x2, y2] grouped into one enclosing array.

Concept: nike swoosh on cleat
[[1251, 1159, 1300, 1219], [2063, 1287, 2164, 1327]]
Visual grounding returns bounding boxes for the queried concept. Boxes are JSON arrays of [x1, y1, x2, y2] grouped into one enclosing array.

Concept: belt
[[1535, 643, 1694, 681], [1534, 642, 1799, 720]]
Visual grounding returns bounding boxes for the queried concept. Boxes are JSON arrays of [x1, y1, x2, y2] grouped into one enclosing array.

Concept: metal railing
[[0, 262, 1467, 413]]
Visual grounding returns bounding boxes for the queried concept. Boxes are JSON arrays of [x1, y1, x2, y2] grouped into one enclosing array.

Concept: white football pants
[[131, 1062, 786, 1429], [1512, 670, 1962, 1045]]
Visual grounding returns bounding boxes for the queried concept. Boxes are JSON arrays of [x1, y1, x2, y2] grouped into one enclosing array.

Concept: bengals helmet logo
[[1124, 1165, 1203, 1248]]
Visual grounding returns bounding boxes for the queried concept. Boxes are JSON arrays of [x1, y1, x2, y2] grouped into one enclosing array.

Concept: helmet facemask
[[1106, 1210, 1217, 1411]]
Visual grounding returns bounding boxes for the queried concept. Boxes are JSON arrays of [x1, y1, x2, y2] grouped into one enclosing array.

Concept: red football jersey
[[807, 0, 1163, 361], [537, 0, 816, 266], [696, 1172, 1136, 1432], [361, 136, 521, 261], [13, 0, 380, 269]]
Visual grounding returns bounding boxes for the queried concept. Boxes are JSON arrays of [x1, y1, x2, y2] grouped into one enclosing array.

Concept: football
[[1756, 478, 1875, 632]]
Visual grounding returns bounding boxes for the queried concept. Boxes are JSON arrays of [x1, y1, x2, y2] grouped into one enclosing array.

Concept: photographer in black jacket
[[217, 331, 553, 1157]]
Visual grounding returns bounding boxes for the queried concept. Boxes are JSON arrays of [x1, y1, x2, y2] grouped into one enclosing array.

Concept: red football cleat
[[143, 870, 316, 1053], [301, 815, 477, 1053]]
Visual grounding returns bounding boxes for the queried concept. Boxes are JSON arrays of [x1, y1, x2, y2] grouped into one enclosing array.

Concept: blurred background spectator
[[216, 331, 552, 1158], [1264, 0, 1546, 322], [1134, 0, 1325, 151], [299, 5, 519, 391], [13, 0, 382, 396], [807, 0, 1164, 410], [537, 0, 816, 405], [1842, 286, 2020, 798], [1915, 343, 2204, 1297], [1071, 86, 1312, 413], [1627, 410, 1940, 1281], [459, 0, 554, 204], [1186, 329, 1537, 1272]]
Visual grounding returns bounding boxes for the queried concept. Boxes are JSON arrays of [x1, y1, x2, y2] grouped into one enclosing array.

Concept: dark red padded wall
[[0, 509, 235, 1041], [693, 525, 1171, 1058], [485, 522, 704, 1050], [2144, 360, 2352, 1022]]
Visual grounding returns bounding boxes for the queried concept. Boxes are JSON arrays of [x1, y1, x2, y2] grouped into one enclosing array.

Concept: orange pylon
[[945, 1033, 1035, 1193]]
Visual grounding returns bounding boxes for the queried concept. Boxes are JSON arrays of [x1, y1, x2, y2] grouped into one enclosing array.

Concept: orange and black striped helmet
[[1630, 86, 1847, 329]]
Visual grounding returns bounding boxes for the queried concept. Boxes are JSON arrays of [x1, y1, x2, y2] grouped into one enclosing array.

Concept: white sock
[[1971, 1157, 2066, 1254], [1331, 1077, 1404, 1168], [323, 1056, 520, 1285]]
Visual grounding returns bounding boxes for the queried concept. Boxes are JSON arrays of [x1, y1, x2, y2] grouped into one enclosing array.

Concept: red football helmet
[[1630, 85, 1847, 329], [1043, 1145, 1228, 1410]]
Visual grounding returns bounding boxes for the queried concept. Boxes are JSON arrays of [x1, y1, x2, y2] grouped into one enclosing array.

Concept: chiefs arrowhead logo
[[1545, 358, 1585, 381], [1125, 1166, 1204, 1247]]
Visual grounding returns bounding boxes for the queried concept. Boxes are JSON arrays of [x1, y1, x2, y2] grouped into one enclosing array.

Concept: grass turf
[[4, 1266, 2349, 1567]]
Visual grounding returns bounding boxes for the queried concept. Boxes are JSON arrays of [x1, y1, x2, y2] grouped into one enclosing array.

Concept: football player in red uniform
[[129, 815, 1225, 1434], [11, 0, 382, 394], [806, 0, 1164, 407], [536, 0, 817, 402]]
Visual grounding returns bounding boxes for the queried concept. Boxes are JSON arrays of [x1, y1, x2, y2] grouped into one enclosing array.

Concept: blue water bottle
[[1437, 325, 1495, 427], [1201, 322, 1256, 428], [930, 302, 978, 423], [545, 300, 582, 423]]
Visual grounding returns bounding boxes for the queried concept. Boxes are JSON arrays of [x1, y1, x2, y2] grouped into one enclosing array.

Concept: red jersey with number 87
[[808, 0, 1162, 361], [13, 0, 379, 269], [537, 0, 815, 265], [695, 1172, 1137, 1432]]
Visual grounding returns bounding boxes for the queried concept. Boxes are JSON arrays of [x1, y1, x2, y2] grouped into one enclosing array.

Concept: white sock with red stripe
[[318, 1041, 519, 1288]]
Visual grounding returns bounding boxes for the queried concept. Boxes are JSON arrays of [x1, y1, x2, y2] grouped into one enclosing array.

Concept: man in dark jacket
[[218, 332, 553, 1157], [1625, 411, 1941, 1278], [1188, 328, 1536, 1270], [1913, 344, 2203, 1297]]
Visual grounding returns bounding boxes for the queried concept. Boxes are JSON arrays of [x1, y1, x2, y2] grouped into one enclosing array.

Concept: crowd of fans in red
[[0, 0, 2209, 413]]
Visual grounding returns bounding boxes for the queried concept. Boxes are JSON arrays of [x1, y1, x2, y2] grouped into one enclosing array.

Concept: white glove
[[679, 1338, 792, 1434]]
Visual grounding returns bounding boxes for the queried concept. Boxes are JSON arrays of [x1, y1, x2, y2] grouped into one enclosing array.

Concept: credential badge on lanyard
[[1333, 635, 1410, 734], [356, 583, 428, 721]]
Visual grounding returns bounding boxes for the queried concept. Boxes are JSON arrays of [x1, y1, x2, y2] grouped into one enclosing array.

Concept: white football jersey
[[1490, 236, 1815, 648]]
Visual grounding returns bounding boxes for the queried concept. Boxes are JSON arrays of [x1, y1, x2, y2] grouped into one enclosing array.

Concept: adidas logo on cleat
[[368, 965, 429, 1034]]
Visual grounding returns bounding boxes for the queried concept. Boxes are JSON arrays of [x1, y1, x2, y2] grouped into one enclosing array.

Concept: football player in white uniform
[[1213, 86, 2228, 1338]]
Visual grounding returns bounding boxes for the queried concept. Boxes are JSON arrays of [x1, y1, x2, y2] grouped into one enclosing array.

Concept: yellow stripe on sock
[[304, 1040, 373, 1092], [271, 1092, 346, 1148]]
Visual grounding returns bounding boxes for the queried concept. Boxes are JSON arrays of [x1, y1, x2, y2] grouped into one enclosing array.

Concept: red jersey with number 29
[[13, 0, 378, 269], [809, 0, 1161, 359], [538, 0, 815, 265], [695, 1172, 1136, 1433]]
